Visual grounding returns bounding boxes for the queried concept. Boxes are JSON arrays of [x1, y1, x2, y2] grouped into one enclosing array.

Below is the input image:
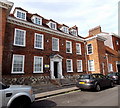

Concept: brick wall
[[89, 26, 101, 36], [112, 36, 120, 52], [97, 40, 108, 74], [0, 7, 7, 80], [86, 38, 108, 74], [86, 39, 101, 73]]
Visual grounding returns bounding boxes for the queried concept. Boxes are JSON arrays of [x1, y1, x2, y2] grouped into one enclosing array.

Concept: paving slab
[[35, 86, 78, 99]]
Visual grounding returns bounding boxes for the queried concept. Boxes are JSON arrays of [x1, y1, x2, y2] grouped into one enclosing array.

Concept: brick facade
[[1, 0, 120, 85], [2, 22, 85, 75]]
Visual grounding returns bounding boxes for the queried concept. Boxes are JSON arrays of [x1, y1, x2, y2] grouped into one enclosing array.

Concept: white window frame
[[77, 60, 83, 72], [14, 28, 26, 47], [33, 56, 43, 73], [87, 44, 93, 55], [76, 43, 81, 55], [34, 33, 44, 49], [15, 9, 26, 20], [62, 26, 69, 34], [70, 29, 77, 36], [11, 54, 25, 74], [88, 60, 95, 71], [52, 37, 59, 51], [48, 21, 57, 30], [66, 59, 73, 72], [66, 40, 72, 53], [31, 16, 42, 25], [108, 63, 113, 72]]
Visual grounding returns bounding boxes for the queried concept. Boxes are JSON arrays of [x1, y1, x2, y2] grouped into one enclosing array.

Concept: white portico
[[50, 54, 64, 79]]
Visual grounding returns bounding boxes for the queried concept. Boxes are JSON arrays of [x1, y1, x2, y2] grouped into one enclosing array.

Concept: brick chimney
[[89, 26, 102, 36], [0, 0, 13, 78]]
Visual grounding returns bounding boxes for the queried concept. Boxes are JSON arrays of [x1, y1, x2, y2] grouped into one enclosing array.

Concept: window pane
[[12, 55, 24, 73], [67, 59, 73, 72], [16, 11, 25, 20], [66, 41, 72, 53], [35, 17, 41, 25], [77, 60, 82, 72], [17, 11, 21, 18], [35, 34, 43, 49], [50, 23, 56, 29], [34, 56, 43, 73], [108, 64, 113, 72], [22, 13, 25, 19], [52, 38, 59, 51], [14, 29, 25, 46], [88, 60, 94, 71], [76, 43, 81, 54], [87, 44, 93, 54]]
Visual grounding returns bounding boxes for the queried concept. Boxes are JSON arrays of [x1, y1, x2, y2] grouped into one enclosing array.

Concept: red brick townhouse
[[85, 26, 120, 75], [0, 0, 120, 85]]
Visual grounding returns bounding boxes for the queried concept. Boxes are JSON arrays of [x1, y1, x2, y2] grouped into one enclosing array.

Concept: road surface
[[31, 85, 119, 107]]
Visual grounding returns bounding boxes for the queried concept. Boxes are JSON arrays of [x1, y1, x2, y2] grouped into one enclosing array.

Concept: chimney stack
[[89, 26, 102, 36]]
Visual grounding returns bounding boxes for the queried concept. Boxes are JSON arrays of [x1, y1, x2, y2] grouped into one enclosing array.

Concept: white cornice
[[85, 35, 107, 42], [0, 0, 14, 16], [0, 0, 13, 9], [7, 16, 84, 42], [109, 32, 120, 38]]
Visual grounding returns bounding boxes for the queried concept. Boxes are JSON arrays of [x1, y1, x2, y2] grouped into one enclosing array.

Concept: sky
[[10, 0, 119, 37]]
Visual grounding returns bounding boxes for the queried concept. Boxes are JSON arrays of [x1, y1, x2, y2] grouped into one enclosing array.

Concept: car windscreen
[[79, 75, 90, 79], [107, 73, 116, 76]]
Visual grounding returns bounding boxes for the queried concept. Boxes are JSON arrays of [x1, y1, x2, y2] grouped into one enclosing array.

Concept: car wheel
[[95, 84, 101, 92], [80, 88, 85, 91], [110, 81, 114, 87], [10, 96, 31, 108]]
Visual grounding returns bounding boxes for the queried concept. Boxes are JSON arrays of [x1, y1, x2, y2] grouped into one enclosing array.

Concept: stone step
[[59, 79, 76, 86], [50, 79, 76, 87]]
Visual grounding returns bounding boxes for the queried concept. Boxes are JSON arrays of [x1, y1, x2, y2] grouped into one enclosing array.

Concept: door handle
[[6, 93, 12, 97]]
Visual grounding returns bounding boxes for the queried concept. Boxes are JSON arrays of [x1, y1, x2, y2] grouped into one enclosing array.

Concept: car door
[[100, 74, 111, 87], [0, 83, 5, 108], [97, 74, 107, 87]]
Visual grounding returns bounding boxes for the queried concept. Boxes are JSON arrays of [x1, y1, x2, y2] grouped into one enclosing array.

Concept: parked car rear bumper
[[76, 82, 95, 90], [113, 80, 118, 84]]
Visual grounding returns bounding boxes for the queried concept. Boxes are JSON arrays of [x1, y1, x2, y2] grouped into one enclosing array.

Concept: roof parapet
[[0, 0, 14, 16]]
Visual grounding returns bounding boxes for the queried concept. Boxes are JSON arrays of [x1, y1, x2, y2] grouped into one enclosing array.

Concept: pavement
[[35, 86, 79, 100]]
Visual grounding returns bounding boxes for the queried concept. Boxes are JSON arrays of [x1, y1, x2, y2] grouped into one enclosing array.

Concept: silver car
[[0, 82, 35, 108]]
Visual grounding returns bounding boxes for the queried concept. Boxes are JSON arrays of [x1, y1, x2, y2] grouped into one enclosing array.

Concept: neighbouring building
[[1, 0, 120, 85]]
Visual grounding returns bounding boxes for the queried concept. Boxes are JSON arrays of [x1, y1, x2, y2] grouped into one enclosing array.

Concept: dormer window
[[48, 22, 57, 30], [70, 29, 77, 36], [61, 26, 69, 34], [31, 16, 42, 25], [14, 9, 26, 20]]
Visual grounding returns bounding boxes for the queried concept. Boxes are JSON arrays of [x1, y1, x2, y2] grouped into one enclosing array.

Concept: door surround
[[50, 54, 64, 79]]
